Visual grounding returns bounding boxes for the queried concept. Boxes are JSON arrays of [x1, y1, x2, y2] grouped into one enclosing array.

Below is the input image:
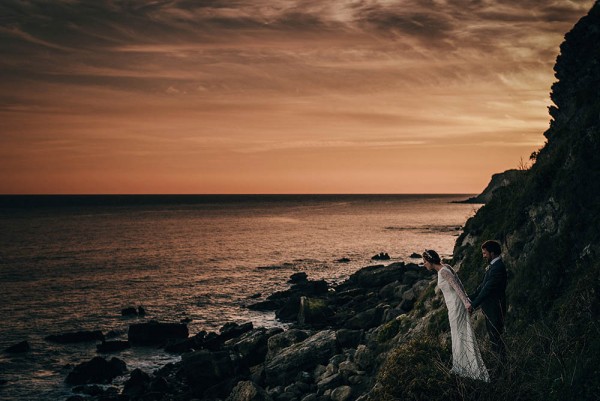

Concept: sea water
[[0, 194, 479, 400]]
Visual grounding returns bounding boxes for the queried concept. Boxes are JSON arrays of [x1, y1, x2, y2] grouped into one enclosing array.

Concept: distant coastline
[[0, 194, 476, 208]]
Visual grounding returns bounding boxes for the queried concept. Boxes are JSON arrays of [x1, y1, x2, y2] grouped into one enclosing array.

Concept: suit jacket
[[470, 258, 507, 326]]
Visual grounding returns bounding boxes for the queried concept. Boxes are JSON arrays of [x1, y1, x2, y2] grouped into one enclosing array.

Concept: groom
[[468, 240, 508, 358]]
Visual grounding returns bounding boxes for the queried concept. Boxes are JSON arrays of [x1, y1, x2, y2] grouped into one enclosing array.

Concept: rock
[[267, 329, 311, 360], [354, 345, 375, 371], [96, 340, 130, 353], [458, 169, 524, 204], [410, 252, 421, 259], [298, 297, 334, 326], [289, 272, 308, 284], [220, 322, 254, 341], [165, 331, 206, 353], [317, 373, 342, 390], [45, 330, 104, 344], [225, 328, 278, 367], [344, 307, 384, 330], [250, 293, 262, 299], [402, 270, 422, 286], [121, 307, 138, 316], [378, 281, 407, 300], [371, 252, 390, 260], [331, 385, 352, 401], [65, 356, 127, 385], [301, 393, 318, 401], [346, 264, 405, 288], [137, 306, 146, 316], [336, 330, 363, 349], [381, 307, 405, 323], [336, 258, 351, 263], [66, 396, 85, 401], [291, 280, 329, 296], [276, 296, 301, 321], [150, 376, 169, 392], [122, 368, 151, 398], [226, 380, 273, 401], [338, 361, 360, 379], [4, 340, 30, 353], [265, 330, 339, 385], [178, 350, 238, 391], [128, 321, 188, 345]]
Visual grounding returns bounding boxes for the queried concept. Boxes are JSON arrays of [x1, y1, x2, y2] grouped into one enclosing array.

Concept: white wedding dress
[[438, 265, 490, 382]]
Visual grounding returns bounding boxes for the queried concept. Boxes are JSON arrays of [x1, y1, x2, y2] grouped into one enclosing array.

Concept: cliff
[[459, 169, 525, 204], [373, 2, 600, 400]]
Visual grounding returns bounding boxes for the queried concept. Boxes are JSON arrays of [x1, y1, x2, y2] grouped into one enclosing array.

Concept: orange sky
[[0, 0, 595, 194]]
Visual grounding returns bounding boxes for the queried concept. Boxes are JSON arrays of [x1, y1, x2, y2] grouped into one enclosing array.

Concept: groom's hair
[[481, 240, 501, 256]]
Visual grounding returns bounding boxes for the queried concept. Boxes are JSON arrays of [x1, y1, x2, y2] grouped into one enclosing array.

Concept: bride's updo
[[422, 249, 441, 264]]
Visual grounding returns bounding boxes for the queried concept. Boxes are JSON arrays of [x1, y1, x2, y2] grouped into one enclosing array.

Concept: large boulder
[[265, 330, 339, 385], [128, 321, 188, 345], [122, 368, 151, 398], [178, 350, 240, 390], [65, 356, 127, 385], [219, 322, 254, 342], [346, 264, 406, 288], [343, 307, 385, 330], [298, 297, 335, 326], [266, 329, 311, 360], [226, 380, 273, 401], [225, 328, 282, 367], [46, 330, 104, 344]]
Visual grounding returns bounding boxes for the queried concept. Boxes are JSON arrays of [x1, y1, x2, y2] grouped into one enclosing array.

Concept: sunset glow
[[0, 0, 595, 194]]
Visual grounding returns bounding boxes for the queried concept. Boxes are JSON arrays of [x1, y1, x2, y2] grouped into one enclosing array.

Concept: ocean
[[0, 194, 479, 400]]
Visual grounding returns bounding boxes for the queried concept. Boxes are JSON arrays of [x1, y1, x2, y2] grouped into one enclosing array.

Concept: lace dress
[[438, 265, 490, 382]]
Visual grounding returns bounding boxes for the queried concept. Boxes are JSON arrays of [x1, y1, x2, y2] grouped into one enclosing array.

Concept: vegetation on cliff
[[374, 2, 600, 400]]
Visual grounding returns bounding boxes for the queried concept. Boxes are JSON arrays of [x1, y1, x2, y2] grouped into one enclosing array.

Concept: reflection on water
[[0, 194, 478, 400]]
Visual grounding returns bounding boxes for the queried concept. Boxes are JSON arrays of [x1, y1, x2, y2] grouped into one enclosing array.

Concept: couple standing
[[422, 240, 507, 382]]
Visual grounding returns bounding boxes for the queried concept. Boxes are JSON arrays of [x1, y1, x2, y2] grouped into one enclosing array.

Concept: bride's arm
[[440, 268, 471, 309]]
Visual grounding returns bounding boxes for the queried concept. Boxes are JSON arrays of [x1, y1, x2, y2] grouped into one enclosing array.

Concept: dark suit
[[470, 257, 507, 356]]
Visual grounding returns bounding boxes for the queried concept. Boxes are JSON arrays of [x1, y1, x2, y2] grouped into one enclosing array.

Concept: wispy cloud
[[0, 0, 595, 193]]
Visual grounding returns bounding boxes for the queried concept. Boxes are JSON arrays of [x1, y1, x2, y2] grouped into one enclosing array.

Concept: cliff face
[[374, 2, 600, 400], [460, 169, 525, 204]]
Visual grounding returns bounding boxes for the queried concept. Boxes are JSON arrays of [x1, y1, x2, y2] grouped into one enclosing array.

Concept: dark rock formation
[[128, 321, 188, 345], [458, 169, 525, 204], [45, 330, 104, 344], [4, 340, 30, 353], [65, 356, 126, 385], [226, 380, 273, 401], [265, 330, 339, 385], [122, 368, 151, 398], [178, 349, 242, 395], [370, 252, 390, 261], [121, 307, 138, 316], [289, 272, 308, 283]]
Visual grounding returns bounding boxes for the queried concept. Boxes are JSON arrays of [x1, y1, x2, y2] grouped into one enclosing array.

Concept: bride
[[422, 249, 490, 382]]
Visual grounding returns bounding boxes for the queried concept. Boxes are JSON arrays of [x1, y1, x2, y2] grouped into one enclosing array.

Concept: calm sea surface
[[0, 195, 479, 400]]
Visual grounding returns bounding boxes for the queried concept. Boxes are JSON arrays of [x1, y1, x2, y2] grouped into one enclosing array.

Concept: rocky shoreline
[[4, 259, 436, 401]]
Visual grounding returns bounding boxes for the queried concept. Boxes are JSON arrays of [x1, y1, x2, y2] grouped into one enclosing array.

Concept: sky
[[0, 0, 595, 194]]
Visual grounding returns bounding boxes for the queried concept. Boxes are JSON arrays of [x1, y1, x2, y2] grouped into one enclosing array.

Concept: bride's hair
[[422, 249, 441, 264]]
